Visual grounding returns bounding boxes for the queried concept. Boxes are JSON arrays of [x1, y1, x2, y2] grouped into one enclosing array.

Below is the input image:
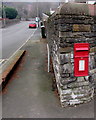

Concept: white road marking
[[0, 59, 7, 65], [8, 29, 37, 60], [2, 28, 37, 67]]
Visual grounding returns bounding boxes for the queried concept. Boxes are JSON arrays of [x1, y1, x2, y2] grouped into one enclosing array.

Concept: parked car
[[29, 22, 36, 28]]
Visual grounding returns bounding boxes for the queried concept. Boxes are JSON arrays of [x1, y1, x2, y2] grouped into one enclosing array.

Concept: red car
[[29, 23, 37, 28]]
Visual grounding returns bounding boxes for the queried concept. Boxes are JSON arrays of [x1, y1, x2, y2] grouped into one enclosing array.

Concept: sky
[[1, 0, 96, 3], [87, 1, 96, 4], [2, 0, 60, 2]]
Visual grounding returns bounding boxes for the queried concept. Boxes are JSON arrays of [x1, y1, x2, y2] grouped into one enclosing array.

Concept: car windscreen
[[30, 23, 36, 24]]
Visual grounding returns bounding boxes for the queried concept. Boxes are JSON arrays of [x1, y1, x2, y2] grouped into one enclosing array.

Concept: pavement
[[2, 28, 95, 119]]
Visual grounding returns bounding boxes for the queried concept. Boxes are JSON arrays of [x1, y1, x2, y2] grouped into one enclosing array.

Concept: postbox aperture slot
[[75, 48, 89, 51]]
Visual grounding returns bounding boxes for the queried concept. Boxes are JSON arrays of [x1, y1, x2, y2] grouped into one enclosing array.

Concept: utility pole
[[2, 0, 6, 27], [37, 0, 38, 18], [36, 0, 39, 27], [2, 1, 3, 18]]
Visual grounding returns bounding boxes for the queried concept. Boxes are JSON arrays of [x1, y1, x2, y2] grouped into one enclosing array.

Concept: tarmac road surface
[[1, 21, 36, 59]]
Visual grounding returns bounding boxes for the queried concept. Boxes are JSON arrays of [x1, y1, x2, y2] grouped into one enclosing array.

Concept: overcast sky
[[2, 0, 60, 2], [2, 0, 96, 3]]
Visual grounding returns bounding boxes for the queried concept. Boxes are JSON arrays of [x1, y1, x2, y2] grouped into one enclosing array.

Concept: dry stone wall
[[46, 3, 96, 107], [1, 19, 20, 28]]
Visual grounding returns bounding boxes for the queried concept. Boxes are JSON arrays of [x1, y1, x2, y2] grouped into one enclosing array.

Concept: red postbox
[[74, 43, 90, 77]]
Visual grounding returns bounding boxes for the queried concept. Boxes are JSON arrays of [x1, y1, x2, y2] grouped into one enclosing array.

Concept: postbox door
[[74, 43, 89, 77], [74, 57, 89, 76]]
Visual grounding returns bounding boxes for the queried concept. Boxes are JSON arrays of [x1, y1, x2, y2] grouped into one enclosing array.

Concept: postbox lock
[[74, 43, 89, 77]]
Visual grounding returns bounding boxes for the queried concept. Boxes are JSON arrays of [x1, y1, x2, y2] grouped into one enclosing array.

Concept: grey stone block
[[46, 2, 95, 107]]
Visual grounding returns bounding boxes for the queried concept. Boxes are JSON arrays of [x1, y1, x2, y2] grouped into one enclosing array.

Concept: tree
[[4, 7, 18, 19]]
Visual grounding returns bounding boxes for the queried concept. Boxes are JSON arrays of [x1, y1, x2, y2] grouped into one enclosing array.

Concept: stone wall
[[93, 5, 96, 90], [1, 19, 20, 28], [0, 21, 2, 28], [46, 3, 96, 107]]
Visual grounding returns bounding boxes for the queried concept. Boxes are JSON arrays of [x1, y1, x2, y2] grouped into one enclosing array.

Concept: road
[[2, 21, 36, 59]]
